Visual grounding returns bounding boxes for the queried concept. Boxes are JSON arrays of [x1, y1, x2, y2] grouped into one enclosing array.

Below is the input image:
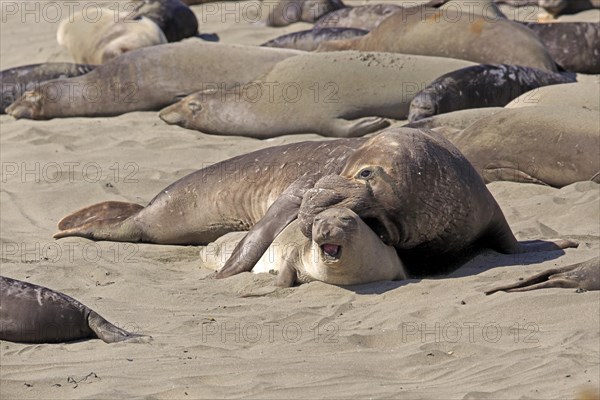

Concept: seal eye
[[188, 102, 202, 113], [357, 168, 374, 180]]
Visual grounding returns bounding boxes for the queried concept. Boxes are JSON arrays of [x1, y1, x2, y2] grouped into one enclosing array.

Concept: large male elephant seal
[[201, 208, 407, 286], [264, 0, 346, 26], [442, 106, 600, 187], [6, 41, 301, 120], [57, 8, 167, 64], [316, 8, 557, 72], [0, 63, 95, 114], [485, 257, 600, 294], [0, 276, 147, 343], [407, 64, 575, 122], [53, 127, 576, 279], [523, 22, 600, 74], [261, 28, 368, 51], [159, 51, 474, 138]]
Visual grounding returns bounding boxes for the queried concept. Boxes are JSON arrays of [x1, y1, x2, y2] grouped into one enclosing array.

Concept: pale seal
[[407, 64, 575, 122], [5, 41, 301, 120], [485, 257, 600, 294], [159, 51, 474, 138], [201, 208, 406, 287], [0, 276, 148, 343], [316, 8, 558, 72], [0, 63, 95, 114]]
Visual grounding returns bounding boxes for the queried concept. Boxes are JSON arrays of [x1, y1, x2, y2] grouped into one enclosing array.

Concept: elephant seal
[[159, 51, 474, 138], [132, 0, 199, 42], [523, 22, 600, 74], [201, 208, 407, 286], [505, 81, 600, 111], [405, 107, 504, 131], [316, 8, 557, 72], [0, 63, 95, 114], [485, 257, 600, 294], [261, 28, 368, 51], [264, 0, 346, 26], [442, 106, 600, 187], [538, 0, 600, 17], [407, 64, 575, 122], [57, 8, 167, 64], [0, 276, 147, 343], [6, 41, 301, 120]]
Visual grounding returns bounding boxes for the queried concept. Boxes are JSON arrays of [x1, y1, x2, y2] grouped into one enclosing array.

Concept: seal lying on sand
[[407, 64, 575, 122], [523, 22, 600, 74], [505, 80, 599, 111], [6, 41, 301, 119], [159, 52, 473, 138], [442, 106, 600, 187], [316, 8, 557, 72], [57, 8, 167, 64], [201, 208, 407, 286], [538, 0, 600, 17], [53, 127, 576, 279], [0, 63, 95, 114], [261, 28, 368, 51], [485, 257, 600, 294], [264, 0, 346, 26], [0, 276, 148, 343]]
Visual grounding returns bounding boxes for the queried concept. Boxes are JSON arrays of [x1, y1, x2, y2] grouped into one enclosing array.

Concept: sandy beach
[[1, 1, 599, 399]]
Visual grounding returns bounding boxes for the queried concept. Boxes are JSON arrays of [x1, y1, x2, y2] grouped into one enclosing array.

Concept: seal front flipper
[[485, 257, 600, 294], [275, 262, 298, 287], [326, 117, 390, 138], [54, 201, 144, 242], [482, 167, 549, 186], [216, 176, 314, 279]]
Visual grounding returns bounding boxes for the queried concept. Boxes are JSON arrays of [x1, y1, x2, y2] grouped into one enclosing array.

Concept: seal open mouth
[[321, 243, 342, 261]]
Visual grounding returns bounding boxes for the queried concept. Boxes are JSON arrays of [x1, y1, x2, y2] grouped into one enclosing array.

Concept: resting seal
[[505, 81, 600, 111], [261, 28, 368, 51], [523, 22, 600, 74], [159, 51, 473, 138], [407, 64, 575, 122], [57, 8, 167, 64], [132, 0, 199, 42], [442, 106, 600, 187], [485, 257, 600, 294], [6, 41, 301, 120], [316, 8, 557, 72], [52, 127, 576, 279], [0, 63, 95, 114], [0, 276, 147, 343], [263, 0, 346, 26], [201, 208, 406, 286]]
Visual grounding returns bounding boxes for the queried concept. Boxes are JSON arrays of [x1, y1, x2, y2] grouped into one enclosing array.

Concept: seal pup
[[485, 257, 599, 294], [0, 276, 147, 343], [264, 0, 346, 26], [159, 51, 474, 138], [524, 22, 600, 74], [132, 0, 199, 42], [201, 208, 407, 286], [57, 8, 167, 64], [6, 41, 302, 120], [316, 8, 557, 72], [443, 106, 600, 187], [0, 63, 95, 114], [261, 28, 368, 51], [407, 64, 575, 122]]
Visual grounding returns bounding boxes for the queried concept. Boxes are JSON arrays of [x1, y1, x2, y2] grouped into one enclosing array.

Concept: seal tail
[[88, 311, 150, 343], [54, 201, 145, 242]]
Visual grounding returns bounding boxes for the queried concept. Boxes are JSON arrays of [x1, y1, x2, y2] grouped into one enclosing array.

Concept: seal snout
[[158, 104, 186, 126]]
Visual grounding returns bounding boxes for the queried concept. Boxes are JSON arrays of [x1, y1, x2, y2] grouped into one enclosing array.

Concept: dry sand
[[1, 1, 599, 399]]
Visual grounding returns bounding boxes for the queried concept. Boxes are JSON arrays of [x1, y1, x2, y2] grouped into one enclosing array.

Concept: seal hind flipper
[[327, 117, 390, 137], [54, 201, 144, 241], [485, 257, 600, 294], [88, 311, 149, 343]]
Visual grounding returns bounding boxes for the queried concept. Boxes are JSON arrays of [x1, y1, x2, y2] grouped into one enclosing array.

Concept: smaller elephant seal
[[261, 28, 368, 51], [0, 276, 148, 343], [0, 63, 95, 114], [408, 64, 574, 122], [264, 0, 346, 27], [485, 257, 600, 294], [538, 0, 600, 16], [202, 208, 407, 287], [523, 22, 600, 74], [132, 0, 199, 42], [57, 7, 167, 64]]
